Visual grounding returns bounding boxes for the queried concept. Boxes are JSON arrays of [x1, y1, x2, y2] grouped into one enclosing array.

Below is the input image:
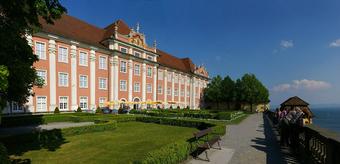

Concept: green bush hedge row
[[0, 143, 10, 164], [131, 110, 243, 121]]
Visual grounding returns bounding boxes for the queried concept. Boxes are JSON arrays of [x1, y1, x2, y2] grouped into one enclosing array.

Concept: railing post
[[304, 128, 312, 163]]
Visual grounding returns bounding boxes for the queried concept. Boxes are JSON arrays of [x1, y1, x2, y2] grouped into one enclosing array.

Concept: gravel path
[[222, 113, 285, 164], [0, 122, 94, 137]]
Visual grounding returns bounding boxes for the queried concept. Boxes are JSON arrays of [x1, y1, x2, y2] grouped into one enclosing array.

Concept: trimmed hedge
[[137, 141, 190, 164], [0, 143, 10, 164]]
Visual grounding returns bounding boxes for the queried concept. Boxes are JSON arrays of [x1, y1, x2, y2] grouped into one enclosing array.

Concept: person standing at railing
[[279, 108, 289, 146], [289, 107, 305, 152]]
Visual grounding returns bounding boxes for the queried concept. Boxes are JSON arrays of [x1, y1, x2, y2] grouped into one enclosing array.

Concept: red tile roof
[[39, 14, 198, 75]]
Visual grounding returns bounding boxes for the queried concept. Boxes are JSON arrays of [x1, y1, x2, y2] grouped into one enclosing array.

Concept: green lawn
[[9, 122, 197, 164]]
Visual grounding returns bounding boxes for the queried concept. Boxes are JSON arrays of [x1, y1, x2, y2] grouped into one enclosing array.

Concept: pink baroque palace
[[3, 14, 209, 114]]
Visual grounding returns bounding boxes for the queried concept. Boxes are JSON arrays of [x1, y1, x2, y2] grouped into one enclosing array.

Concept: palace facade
[[3, 15, 209, 113]]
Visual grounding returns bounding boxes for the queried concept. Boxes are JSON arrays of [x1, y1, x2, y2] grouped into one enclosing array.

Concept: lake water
[[311, 107, 340, 133]]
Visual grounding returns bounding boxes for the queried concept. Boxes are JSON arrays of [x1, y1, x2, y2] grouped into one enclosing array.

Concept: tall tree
[[203, 75, 223, 109], [0, 0, 66, 112], [238, 73, 269, 112], [221, 76, 235, 110]]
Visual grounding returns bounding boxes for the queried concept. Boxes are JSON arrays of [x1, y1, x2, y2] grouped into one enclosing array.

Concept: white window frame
[[36, 69, 47, 85], [79, 51, 88, 66], [120, 47, 128, 53], [174, 74, 178, 83], [146, 83, 152, 93], [181, 90, 185, 97], [134, 51, 141, 57], [98, 77, 107, 90], [120, 80, 127, 91], [59, 96, 68, 110], [120, 60, 127, 73], [158, 70, 163, 80], [58, 72, 69, 87], [35, 41, 46, 60], [134, 64, 140, 76], [134, 82, 140, 92], [167, 87, 171, 95], [157, 85, 163, 94], [168, 73, 172, 82], [99, 97, 106, 107], [36, 96, 47, 112], [79, 75, 88, 88], [99, 56, 107, 70], [147, 55, 153, 61], [147, 67, 152, 77], [79, 96, 88, 110], [174, 88, 178, 96], [58, 46, 68, 63]]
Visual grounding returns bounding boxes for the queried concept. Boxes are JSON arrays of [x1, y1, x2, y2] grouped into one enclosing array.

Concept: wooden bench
[[193, 127, 222, 161]]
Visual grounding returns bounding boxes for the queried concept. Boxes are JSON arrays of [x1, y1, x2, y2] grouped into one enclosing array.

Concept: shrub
[[76, 107, 82, 113], [54, 107, 60, 114], [95, 107, 102, 114], [137, 141, 190, 164], [0, 143, 10, 164], [216, 112, 231, 120]]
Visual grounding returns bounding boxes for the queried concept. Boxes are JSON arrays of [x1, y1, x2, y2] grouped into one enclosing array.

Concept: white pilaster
[[164, 70, 168, 108], [113, 55, 119, 108], [90, 50, 96, 111], [109, 57, 114, 108], [178, 74, 181, 107], [184, 75, 188, 108], [128, 59, 133, 104], [142, 63, 146, 109], [153, 66, 157, 103], [26, 34, 34, 112], [48, 39, 56, 112], [192, 77, 196, 109], [171, 72, 175, 102], [71, 45, 78, 110]]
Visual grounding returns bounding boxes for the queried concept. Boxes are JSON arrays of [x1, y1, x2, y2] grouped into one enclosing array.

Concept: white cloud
[[329, 39, 340, 47], [280, 40, 294, 49], [272, 79, 331, 92]]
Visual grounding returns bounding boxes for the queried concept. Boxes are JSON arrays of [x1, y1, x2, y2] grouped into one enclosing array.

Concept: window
[[147, 55, 153, 61], [174, 88, 178, 96], [174, 74, 178, 83], [157, 85, 162, 94], [167, 87, 171, 95], [146, 84, 152, 93], [79, 52, 88, 66], [36, 96, 47, 112], [120, 80, 127, 91], [99, 56, 107, 69], [181, 90, 185, 97], [134, 83, 140, 92], [79, 75, 88, 88], [120, 61, 127, 73], [99, 78, 107, 90], [58, 46, 68, 63], [187, 90, 190, 97], [120, 47, 127, 53], [168, 73, 172, 82], [158, 70, 163, 80], [58, 72, 68, 87], [79, 96, 88, 109], [134, 64, 140, 75], [147, 67, 152, 77], [59, 96, 68, 110], [36, 70, 47, 85], [12, 102, 23, 111], [134, 51, 141, 57], [99, 97, 106, 107], [35, 42, 46, 60], [181, 78, 185, 84]]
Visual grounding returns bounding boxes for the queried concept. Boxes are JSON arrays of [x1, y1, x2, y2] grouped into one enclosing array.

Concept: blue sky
[[61, 0, 340, 106]]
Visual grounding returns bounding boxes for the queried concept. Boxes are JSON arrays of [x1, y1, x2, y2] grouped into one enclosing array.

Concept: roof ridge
[[63, 14, 103, 31]]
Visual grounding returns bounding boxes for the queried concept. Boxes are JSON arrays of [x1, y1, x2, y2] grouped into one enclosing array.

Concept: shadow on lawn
[[1, 114, 68, 163]]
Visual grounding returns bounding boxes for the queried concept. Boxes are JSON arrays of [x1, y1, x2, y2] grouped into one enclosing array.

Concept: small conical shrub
[[54, 107, 60, 114], [76, 107, 82, 113], [96, 107, 102, 114]]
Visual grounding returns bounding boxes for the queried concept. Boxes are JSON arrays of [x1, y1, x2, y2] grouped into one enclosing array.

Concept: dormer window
[[120, 47, 128, 53], [134, 51, 141, 57]]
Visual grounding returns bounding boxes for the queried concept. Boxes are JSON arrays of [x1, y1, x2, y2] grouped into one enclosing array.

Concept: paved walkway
[[0, 122, 94, 137], [188, 113, 298, 164]]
